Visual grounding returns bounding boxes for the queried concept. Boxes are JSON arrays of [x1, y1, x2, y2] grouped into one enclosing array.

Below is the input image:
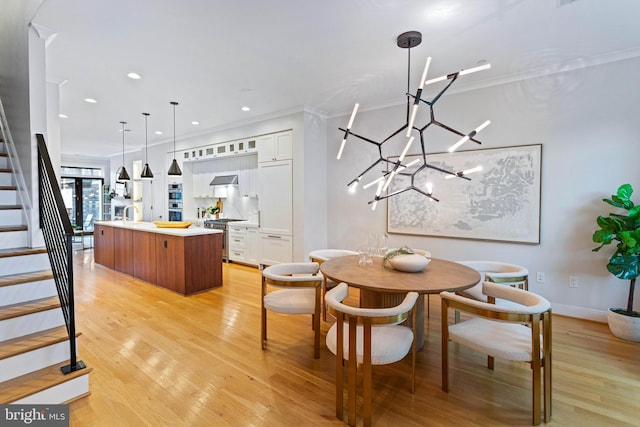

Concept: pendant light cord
[[121, 121, 126, 165], [171, 101, 178, 160], [406, 45, 411, 123], [145, 114, 149, 161]]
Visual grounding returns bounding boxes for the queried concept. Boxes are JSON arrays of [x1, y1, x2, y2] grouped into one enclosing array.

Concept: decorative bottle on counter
[[215, 198, 223, 219]]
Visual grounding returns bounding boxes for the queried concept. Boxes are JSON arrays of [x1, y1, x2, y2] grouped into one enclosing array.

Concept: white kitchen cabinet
[[228, 225, 247, 263], [259, 233, 292, 266], [246, 228, 260, 265], [229, 224, 260, 266], [192, 173, 211, 198], [257, 131, 292, 163], [237, 166, 259, 198], [245, 138, 258, 154], [183, 147, 206, 162], [258, 160, 292, 235], [203, 146, 215, 159]]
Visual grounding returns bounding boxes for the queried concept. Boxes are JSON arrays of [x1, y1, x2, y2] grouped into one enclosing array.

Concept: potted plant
[[206, 205, 219, 219], [592, 183, 640, 341]]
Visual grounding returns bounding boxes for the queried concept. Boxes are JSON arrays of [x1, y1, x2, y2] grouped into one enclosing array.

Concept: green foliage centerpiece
[[383, 246, 415, 263]]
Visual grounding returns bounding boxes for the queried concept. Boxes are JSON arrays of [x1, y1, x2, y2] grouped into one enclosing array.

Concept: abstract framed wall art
[[387, 144, 542, 244]]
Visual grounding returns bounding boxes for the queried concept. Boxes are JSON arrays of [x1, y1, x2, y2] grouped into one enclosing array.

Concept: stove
[[203, 219, 245, 260]]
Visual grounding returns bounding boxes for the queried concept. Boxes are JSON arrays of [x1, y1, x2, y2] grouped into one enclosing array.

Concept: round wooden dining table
[[320, 255, 480, 349]]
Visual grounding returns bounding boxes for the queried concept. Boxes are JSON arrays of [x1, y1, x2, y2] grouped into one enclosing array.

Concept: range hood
[[209, 175, 238, 186]]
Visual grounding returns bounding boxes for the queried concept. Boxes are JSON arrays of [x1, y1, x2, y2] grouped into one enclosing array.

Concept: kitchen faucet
[[123, 204, 139, 221]]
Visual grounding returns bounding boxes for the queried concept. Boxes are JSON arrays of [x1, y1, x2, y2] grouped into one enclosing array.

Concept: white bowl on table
[[388, 253, 431, 273]]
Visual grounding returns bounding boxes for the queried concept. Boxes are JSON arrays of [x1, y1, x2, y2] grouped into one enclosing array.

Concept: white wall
[[302, 108, 329, 258], [327, 57, 640, 321], [0, 0, 43, 193]]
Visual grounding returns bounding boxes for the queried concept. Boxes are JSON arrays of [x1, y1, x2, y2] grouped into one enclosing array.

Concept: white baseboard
[[551, 303, 607, 323]]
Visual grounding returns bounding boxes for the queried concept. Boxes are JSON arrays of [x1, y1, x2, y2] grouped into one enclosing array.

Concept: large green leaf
[[604, 184, 634, 209], [596, 215, 623, 232], [607, 254, 640, 280], [617, 183, 633, 200], [592, 229, 613, 245]]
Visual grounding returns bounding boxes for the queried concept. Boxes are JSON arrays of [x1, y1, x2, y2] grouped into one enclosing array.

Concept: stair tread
[[0, 225, 27, 232], [0, 205, 21, 210], [0, 326, 80, 361], [0, 269, 53, 288], [0, 186, 17, 191], [0, 296, 61, 321], [0, 168, 11, 173], [0, 360, 92, 403], [0, 247, 47, 258]]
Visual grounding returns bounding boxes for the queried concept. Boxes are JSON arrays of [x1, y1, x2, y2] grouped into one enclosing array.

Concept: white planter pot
[[607, 308, 640, 342]]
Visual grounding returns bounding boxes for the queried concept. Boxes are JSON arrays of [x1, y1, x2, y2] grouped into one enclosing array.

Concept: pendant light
[[140, 112, 154, 179], [167, 101, 182, 176], [117, 121, 131, 182]]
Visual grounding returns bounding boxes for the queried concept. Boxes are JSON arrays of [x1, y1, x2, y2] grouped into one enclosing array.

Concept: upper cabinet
[[257, 131, 292, 163], [182, 138, 258, 163]]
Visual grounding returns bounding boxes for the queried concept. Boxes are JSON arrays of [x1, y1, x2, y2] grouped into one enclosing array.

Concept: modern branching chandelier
[[337, 31, 491, 210]]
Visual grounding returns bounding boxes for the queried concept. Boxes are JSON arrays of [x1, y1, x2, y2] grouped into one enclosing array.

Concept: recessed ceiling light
[[241, 106, 251, 112], [155, 131, 163, 135], [59, 113, 68, 118], [192, 121, 199, 125], [426, 5, 457, 19], [127, 72, 141, 79], [84, 98, 97, 103]]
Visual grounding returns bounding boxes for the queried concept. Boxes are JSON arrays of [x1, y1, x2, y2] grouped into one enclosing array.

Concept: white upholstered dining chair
[[455, 260, 529, 321], [308, 249, 358, 320], [325, 282, 419, 427], [456, 260, 529, 299], [441, 282, 552, 425], [261, 262, 323, 358]]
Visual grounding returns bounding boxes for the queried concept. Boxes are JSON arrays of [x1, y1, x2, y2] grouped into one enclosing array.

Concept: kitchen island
[[93, 221, 223, 295]]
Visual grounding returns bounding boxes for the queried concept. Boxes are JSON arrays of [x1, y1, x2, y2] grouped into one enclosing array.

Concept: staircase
[[0, 138, 91, 404]]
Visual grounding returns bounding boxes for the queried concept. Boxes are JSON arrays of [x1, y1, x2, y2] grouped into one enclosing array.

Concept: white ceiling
[[31, 0, 640, 158]]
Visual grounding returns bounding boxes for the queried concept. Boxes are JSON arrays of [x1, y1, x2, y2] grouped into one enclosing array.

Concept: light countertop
[[94, 220, 223, 237]]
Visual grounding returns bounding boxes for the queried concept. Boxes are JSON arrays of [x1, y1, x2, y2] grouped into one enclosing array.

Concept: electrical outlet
[[569, 276, 579, 288], [536, 272, 545, 283]]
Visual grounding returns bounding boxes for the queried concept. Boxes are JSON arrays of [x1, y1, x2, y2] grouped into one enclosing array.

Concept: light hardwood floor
[[67, 250, 640, 426]]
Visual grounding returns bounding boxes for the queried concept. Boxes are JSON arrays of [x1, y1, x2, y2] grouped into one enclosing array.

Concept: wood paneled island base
[[94, 221, 223, 295]]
